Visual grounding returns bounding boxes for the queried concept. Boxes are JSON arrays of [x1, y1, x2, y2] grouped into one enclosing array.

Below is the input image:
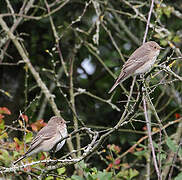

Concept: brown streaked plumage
[[108, 41, 163, 93], [13, 116, 68, 165]]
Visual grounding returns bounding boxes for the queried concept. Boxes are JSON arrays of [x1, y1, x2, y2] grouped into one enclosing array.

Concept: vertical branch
[[142, 0, 161, 179], [45, 0, 68, 77], [145, 90, 167, 137], [158, 129, 162, 177], [143, 92, 161, 180], [44, 1, 80, 166], [115, 76, 136, 129], [24, 65, 29, 108], [69, 58, 83, 176], [146, 143, 151, 180], [143, 0, 155, 44], [37, 67, 64, 119], [122, 76, 135, 117], [5, 0, 16, 20], [20, 111, 27, 154], [69, 58, 81, 156]]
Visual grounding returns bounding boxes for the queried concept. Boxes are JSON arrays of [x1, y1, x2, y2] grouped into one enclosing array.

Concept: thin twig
[[143, 0, 154, 43], [143, 93, 161, 180]]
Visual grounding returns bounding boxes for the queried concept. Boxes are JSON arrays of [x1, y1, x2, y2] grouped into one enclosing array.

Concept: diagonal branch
[[0, 17, 60, 116]]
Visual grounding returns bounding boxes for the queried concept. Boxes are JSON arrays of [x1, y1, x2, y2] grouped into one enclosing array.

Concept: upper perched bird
[[108, 41, 163, 93], [13, 116, 68, 165]]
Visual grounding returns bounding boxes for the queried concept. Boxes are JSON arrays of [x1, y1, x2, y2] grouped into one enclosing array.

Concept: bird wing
[[122, 46, 150, 71], [122, 57, 147, 74], [116, 55, 148, 82], [25, 124, 57, 155], [123, 45, 151, 73], [108, 54, 149, 94]]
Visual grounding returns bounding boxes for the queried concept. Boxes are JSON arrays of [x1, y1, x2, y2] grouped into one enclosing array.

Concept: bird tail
[[108, 72, 126, 94], [108, 81, 119, 94], [13, 155, 26, 165]]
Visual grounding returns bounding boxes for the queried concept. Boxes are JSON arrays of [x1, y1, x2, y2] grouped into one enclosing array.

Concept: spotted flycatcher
[[14, 116, 68, 165], [108, 41, 163, 93]]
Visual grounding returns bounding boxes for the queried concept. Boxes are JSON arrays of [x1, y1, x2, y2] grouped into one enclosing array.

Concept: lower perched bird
[[108, 41, 163, 93], [13, 116, 68, 165]]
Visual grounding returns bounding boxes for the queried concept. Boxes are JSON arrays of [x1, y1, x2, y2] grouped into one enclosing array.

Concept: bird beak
[[159, 46, 164, 50], [65, 121, 70, 124]]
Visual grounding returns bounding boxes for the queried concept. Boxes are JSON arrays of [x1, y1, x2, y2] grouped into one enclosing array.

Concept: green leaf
[[129, 169, 139, 179], [0, 120, 5, 130], [160, 39, 168, 46], [84, 167, 91, 173], [13, 151, 19, 158], [45, 176, 54, 180], [0, 149, 12, 165], [78, 160, 87, 170], [175, 172, 182, 180], [57, 167, 66, 175], [152, 141, 160, 149], [137, 143, 147, 149], [116, 170, 129, 179], [97, 171, 112, 180], [116, 169, 139, 179], [91, 167, 98, 173], [166, 137, 177, 153], [87, 173, 95, 180], [156, 7, 163, 18], [157, 153, 166, 161], [0, 132, 8, 139], [71, 175, 84, 180], [173, 36, 181, 43], [134, 150, 147, 157], [25, 132, 33, 143], [163, 6, 174, 18]]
